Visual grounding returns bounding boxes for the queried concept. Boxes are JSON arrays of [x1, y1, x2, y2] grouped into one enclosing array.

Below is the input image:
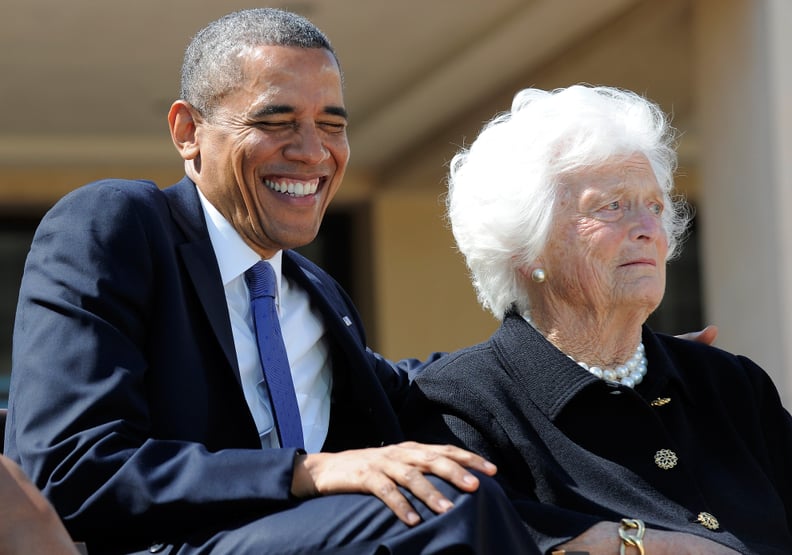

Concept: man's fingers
[[392, 464, 455, 516], [396, 442, 495, 491], [369, 472, 423, 525], [696, 324, 718, 345], [399, 441, 497, 474], [369, 450, 463, 524], [676, 324, 718, 345]]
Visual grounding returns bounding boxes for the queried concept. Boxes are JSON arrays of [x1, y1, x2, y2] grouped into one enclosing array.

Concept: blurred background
[[1, 0, 790, 408]]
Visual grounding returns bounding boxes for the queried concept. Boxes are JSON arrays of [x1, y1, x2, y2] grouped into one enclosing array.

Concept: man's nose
[[283, 124, 330, 164]]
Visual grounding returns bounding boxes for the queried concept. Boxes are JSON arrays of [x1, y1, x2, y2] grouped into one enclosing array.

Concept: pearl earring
[[531, 268, 546, 283]]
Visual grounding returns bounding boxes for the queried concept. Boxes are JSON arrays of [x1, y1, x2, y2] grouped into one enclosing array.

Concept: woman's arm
[[555, 521, 740, 555]]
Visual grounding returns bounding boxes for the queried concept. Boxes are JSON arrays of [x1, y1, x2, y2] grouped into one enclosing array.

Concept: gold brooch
[[651, 397, 671, 407], [654, 449, 678, 470], [697, 512, 719, 530]]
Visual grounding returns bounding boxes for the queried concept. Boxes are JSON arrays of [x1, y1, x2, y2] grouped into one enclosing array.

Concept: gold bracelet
[[618, 518, 646, 555]]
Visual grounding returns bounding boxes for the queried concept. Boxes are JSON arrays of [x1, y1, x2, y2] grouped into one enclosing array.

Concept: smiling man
[[172, 44, 350, 258], [4, 8, 535, 555]]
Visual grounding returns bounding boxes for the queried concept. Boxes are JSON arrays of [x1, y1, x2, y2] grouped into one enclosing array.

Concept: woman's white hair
[[447, 85, 690, 320]]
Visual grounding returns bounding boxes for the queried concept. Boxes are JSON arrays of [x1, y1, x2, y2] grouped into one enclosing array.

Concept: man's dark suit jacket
[[5, 177, 427, 550]]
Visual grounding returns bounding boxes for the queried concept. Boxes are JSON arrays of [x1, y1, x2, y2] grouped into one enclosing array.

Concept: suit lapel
[[282, 252, 360, 352], [283, 252, 404, 445], [163, 178, 240, 381]]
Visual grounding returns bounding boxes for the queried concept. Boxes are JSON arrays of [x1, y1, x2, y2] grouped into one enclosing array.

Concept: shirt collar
[[196, 187, 284, 295]]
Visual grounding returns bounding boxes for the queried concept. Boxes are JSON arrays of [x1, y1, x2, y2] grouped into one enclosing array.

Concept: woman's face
[[537, 154, 669, 320]]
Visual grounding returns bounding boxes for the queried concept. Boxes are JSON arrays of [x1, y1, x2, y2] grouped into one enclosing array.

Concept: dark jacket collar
[[492, 311, 693, 421]]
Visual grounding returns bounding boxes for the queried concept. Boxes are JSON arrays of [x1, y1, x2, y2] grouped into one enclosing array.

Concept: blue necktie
[[245, 261, 304, 449]]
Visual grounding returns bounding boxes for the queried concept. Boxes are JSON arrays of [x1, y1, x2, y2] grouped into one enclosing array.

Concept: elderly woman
[[400, 85, 792, 555]]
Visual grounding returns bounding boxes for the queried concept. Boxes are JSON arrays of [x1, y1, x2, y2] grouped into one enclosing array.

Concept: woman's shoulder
[[416, 341, 499, 382], [651, 330, 777, 398], [654, 330, 757, 366], [410, 339, 513, 408], [402, 339, 512, 440]]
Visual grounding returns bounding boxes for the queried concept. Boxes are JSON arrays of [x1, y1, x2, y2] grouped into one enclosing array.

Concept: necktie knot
[[246, 261, 277, 300]]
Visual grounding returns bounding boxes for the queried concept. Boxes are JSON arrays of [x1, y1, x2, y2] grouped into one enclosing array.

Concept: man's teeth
[[264, 178, 319, 197]]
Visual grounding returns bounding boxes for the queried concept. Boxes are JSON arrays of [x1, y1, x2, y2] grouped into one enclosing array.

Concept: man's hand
[[290, 441, 497, 525], [676, 324, 718, 345]]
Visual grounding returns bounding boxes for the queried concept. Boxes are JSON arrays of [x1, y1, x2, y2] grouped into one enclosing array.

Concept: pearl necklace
[[571, 342, 647, 388], [523, 313, 648, 388]]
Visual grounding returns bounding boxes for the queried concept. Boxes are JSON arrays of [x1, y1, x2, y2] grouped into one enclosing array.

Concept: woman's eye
[[592, 201, 624, 221], [649, 202, 663, 215]]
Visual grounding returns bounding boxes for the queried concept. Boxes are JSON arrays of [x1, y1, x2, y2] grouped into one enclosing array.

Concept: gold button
[[654, 449, 678, 469], [697, 512, 719, 530], [651, 397, 671, 407]]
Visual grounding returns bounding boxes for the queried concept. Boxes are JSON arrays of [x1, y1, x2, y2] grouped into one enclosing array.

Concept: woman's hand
[[555, 521, 740, 555], [290, 441, 497, 525]]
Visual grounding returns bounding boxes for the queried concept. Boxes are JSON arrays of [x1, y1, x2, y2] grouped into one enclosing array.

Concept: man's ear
[[168, 100, 201, 160]]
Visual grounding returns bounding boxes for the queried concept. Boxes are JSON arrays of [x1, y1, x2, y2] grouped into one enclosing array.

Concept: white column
[[695, 0, 792, 407]]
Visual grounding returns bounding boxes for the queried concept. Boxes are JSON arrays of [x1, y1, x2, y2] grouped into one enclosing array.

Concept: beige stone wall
[[0, 166, 181, 208], [371, 187, 498, 361], [695, 0, 792, 405]]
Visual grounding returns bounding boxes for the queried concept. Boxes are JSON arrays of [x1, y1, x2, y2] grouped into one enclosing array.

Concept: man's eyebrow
[[251, 105, 348, 120], [324, 106, 348, 120], [252, 105, 294, 118]]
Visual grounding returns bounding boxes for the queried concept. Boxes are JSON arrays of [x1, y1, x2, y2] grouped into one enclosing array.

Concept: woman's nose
[[632, 207, 663, 241]]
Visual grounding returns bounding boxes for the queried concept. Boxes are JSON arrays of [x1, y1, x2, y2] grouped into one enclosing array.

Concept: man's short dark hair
[[180, 8, 338, 117]]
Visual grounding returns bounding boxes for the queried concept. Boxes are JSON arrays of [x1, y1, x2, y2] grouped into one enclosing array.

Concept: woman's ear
[[168, 100, 201, 160]]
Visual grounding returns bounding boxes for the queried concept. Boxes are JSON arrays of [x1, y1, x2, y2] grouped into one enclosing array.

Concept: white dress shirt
[[197, 189, 332, 453]]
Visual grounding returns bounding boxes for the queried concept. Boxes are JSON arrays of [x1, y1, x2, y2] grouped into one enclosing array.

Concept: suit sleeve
[[8, 182, 303, 548]]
